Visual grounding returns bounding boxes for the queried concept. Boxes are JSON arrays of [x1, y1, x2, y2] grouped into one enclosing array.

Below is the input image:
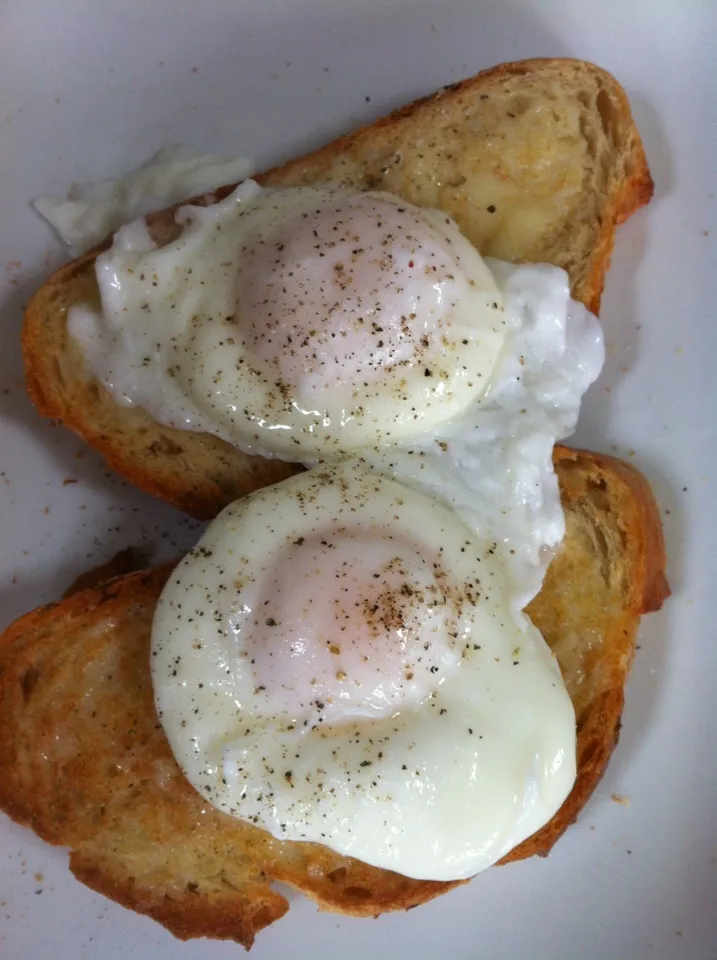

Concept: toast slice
[[23, 58, 653, 519], [0, 447, 669, 948]]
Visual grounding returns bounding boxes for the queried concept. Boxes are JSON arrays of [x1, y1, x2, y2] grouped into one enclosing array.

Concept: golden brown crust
[[0, 450, 668, 943], [261, 58, 654, 316], [550, 446, 670, 617], [508, 446, 670, 861], [69, 851, 289, 946], [62, 545, 152, 598], [23, 57, 653, 518]]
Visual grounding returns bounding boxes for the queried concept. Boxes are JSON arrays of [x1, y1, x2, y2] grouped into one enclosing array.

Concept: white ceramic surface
[[0, 2, 715, 958]]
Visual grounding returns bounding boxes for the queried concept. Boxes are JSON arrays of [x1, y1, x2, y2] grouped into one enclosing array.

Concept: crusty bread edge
[[0, 566, 289, 949], [498, 446, 669, 865], [69, 849, 289, 947]]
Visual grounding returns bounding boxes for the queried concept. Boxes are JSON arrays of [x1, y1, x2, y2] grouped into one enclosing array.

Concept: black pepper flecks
[[92, 185, 504, 461]]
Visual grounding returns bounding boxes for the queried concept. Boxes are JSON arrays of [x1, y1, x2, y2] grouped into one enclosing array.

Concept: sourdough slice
[[23, 58, 653, 519], [0, 448, 669, 948]]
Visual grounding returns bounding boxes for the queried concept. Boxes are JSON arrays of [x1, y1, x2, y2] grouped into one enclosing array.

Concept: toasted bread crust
[[23, 58, 653, 519], [506, 446, 670, 861], [0, 449, 668, 945]]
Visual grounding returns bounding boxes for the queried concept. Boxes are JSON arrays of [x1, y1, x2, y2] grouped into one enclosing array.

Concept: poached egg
[[69, 181, 507, 459], [153, 462, 576, 881]]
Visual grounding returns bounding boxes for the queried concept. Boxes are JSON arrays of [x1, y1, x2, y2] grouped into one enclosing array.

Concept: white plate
[[0, 2, 715, 958]]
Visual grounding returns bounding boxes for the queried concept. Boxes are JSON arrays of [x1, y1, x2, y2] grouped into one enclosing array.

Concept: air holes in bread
[[597, 89, 620, 145], [344, 886, 373, 901], [52, 357, 66, 389], [20, 666, 39, 702], [326, 866, 347, 885], [149, 434, 184, 457]]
